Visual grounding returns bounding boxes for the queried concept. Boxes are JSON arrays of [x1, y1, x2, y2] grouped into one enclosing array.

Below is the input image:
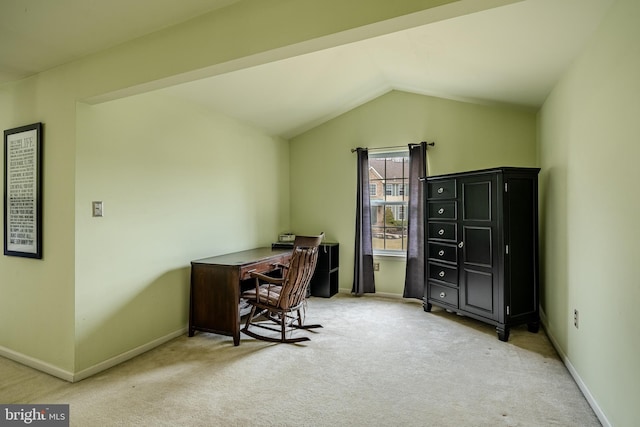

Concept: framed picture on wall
[[4, 122, 43, 259]]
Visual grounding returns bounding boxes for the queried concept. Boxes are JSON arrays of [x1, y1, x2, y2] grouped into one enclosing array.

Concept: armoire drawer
[[428, 242, 457, 264], [428, 262, 458, 285], [428, 282, 458, 308], [428, 201, 457, 220], [428, 222, 457, 242], [427, 179, 456, 200]]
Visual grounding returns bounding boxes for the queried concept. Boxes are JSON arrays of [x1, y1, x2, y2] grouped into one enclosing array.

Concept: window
[[385, 183, 406, 196], [369, 151, 409, 255]]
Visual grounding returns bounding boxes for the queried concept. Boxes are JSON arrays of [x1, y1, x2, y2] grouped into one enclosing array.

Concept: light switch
[[92, 201, 104, 217]]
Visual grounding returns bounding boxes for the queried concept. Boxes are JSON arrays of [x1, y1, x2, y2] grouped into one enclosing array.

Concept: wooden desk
[[189, 247, 291, 345]]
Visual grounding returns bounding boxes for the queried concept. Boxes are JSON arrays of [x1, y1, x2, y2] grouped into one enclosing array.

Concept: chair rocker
[[241, 234, 323, 343]]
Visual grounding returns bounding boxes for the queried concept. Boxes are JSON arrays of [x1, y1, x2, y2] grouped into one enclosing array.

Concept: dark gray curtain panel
[[403, 141, 428, 299], [352, 148, 376, 295]]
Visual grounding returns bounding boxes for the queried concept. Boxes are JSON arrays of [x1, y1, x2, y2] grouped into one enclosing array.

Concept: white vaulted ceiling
[[0, 0, 614, 138]]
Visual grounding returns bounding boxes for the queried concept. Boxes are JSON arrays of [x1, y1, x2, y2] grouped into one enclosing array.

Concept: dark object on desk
[[272, 241, 339, 298], [242, 234, 323, 343], [189, 247, 291, 346]]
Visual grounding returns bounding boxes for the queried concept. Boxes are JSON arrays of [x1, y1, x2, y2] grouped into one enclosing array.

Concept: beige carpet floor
[[1, 294, 600, 426]]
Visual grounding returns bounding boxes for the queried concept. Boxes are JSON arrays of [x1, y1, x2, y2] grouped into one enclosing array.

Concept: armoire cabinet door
[[458, 174, 500, 320]]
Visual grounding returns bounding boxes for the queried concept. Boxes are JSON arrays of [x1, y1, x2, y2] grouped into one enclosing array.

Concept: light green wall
[[290, 90, 537, 294], [74, 93, 289, 372], [538, 0, 640, 425]]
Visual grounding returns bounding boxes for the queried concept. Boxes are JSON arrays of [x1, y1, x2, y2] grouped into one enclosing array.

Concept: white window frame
[[368, 149, 410, 257]]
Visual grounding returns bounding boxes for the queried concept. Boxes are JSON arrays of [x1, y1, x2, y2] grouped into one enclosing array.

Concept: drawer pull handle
[[439, 291, 446, 298], [437, 187, 444, 194], [458, 242, 464, 248], [438, 208, 445, 214], [438, 250, 445, 256], [438, 229, 445, 236], [439, 271, 445, 278]]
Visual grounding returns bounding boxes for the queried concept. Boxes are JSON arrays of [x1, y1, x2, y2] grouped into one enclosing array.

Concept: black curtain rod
[[351, 141, 435, 153]]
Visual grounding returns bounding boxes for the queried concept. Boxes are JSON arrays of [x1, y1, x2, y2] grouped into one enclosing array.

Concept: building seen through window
[[368, 151, 409, 254]]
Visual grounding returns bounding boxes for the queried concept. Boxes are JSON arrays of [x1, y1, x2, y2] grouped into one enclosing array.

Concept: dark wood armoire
[[424, 167, 540, 341]]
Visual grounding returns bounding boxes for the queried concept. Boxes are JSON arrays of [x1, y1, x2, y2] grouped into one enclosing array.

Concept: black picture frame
[[4, 122, 43, 259]]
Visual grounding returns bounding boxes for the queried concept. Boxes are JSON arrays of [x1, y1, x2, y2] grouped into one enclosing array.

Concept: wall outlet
[[574, 309, 579, 329], [373, 262, 380, 271]]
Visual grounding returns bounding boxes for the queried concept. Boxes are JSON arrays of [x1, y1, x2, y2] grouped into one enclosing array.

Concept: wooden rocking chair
[[241, 234, 323, 343]]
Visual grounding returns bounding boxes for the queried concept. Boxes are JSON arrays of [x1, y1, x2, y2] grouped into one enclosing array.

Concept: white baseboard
[[73, 327, 187, 382], [1, 327, 187, 383], [539, 308, 611, 427], [0, 345, 75, 382]]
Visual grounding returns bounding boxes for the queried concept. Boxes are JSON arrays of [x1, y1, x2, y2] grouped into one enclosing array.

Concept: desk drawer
[[239, 253, 289, 280]]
